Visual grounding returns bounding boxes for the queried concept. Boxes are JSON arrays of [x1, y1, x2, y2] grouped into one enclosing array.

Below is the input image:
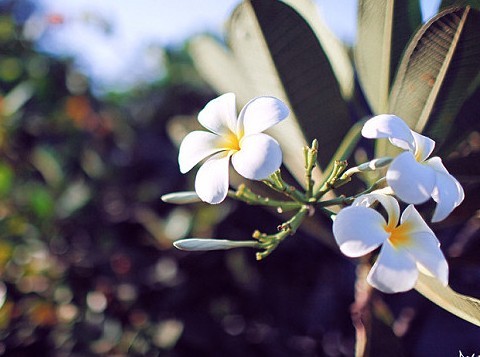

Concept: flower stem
[[304, 139, 318, 199], [314, 160, 348, 200], [254, 205, 310, 260], [229, 185, 302, 212], [262, 170, 306, 203]]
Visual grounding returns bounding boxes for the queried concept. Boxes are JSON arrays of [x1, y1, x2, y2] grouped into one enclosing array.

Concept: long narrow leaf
[[387, 7, 480, 146], [282, 0, 354, 99], [235, 0, 352, 169], [355, 0, 422, 114], [415, 272, 480, 327]]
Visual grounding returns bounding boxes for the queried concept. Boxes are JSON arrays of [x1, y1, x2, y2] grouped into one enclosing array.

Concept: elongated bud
[[161, 191, 202, 204], [342, 157, 392, 178], [357, 157, 392, 171], [173, 238, 260, 251]]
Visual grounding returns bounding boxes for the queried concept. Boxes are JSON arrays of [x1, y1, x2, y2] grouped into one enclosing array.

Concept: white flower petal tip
[[173, 238, 259, 251], [333, 193, 449, 293], [161, 191, 201, 204], [361, 114, 414, 149], [178, 94, 287, 204], [197, 93, 237, 135], [361, 115, 464, 221], [240, 96, 290, 136]]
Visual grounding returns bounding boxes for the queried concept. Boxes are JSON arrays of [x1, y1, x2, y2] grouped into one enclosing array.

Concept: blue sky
[[35, 0, 440, 93]]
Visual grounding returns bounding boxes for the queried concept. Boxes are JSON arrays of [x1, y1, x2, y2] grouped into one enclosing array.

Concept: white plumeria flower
[[333, 193, 448, 293], [178, 93, 289, 204], [362, 114, 464, 222]]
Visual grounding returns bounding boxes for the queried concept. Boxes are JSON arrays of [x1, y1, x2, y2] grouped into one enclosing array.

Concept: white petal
[[197, 93, 237, 135], [361, 114, 415, 151], [332, 206, 388, 257], [399, 205, 434, 235], [194, 152, 231, 204], [237, 96, 289, 136], [178, 131, 224, 173], [387, 152, 436, 204], [432, 172, 465, 222], [411, 131, 435, 162], [367, 242, 418, 293], [404, 232, 448, 286], [231, 133, 282, 180], [425, 157, 464, 222], [354, 193, 400, 229]]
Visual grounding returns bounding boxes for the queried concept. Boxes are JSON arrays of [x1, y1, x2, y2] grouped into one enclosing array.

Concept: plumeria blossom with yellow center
[[362, 114, 464, 222], [178, 93, 289, 204], [333, 193, 448, 293]]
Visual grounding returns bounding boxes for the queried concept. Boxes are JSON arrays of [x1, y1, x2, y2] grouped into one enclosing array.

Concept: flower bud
[[161, 191, 202, 204], [173, 238, 259, 251]]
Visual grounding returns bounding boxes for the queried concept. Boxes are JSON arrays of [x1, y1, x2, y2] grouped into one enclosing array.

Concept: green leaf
[[415, 271, 480, 326], [436, 82, 480, 156], [1, 81, 34, 117], [189, 0, 352, 184], [355, 0, 422, 114], [29, 186, 54, 219], [387, 7, 480, 148], [0, 163, 13, 198], [282, 0, 354, 99]]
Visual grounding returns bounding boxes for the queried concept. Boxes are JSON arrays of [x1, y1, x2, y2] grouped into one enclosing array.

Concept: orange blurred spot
[[46, 13, 65, 25], [64, 96, 112, 137], [28, 301, 57, 326], [65, 95, 91, 125]]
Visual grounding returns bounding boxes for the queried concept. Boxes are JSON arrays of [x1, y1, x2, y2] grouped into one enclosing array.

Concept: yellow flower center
[[222, 131, 241, 152], [385, 222, 412, 248]]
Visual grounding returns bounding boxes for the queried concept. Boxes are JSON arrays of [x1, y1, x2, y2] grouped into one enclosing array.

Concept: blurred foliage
[[0, 0, 479, 356]]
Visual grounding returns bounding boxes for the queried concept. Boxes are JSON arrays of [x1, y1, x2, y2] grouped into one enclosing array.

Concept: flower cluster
[[333, 114, 463, 292], [362, 115, 464, 222], [167, 94, 464, 294]]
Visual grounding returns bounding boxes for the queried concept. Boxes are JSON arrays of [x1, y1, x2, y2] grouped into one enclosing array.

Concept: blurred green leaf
[[1, 81, 34, 117], [29, 186, 55, 219], [55, 180, 91, 218], [0, 162, 14, 198], [0, 57, 23, 82], [387, 7, 480, 152], [355, 0, 422, 114], [31, 147, 64, 188], [0, 16, 15, 43]]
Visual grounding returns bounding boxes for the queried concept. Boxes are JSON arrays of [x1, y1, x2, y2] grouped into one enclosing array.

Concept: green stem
[[304, 139, 318, 199], [263, 170, 306, 203], [229, 186, 302, 212], [314, 160, 348, 200], [255, 205, 310, 260]]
